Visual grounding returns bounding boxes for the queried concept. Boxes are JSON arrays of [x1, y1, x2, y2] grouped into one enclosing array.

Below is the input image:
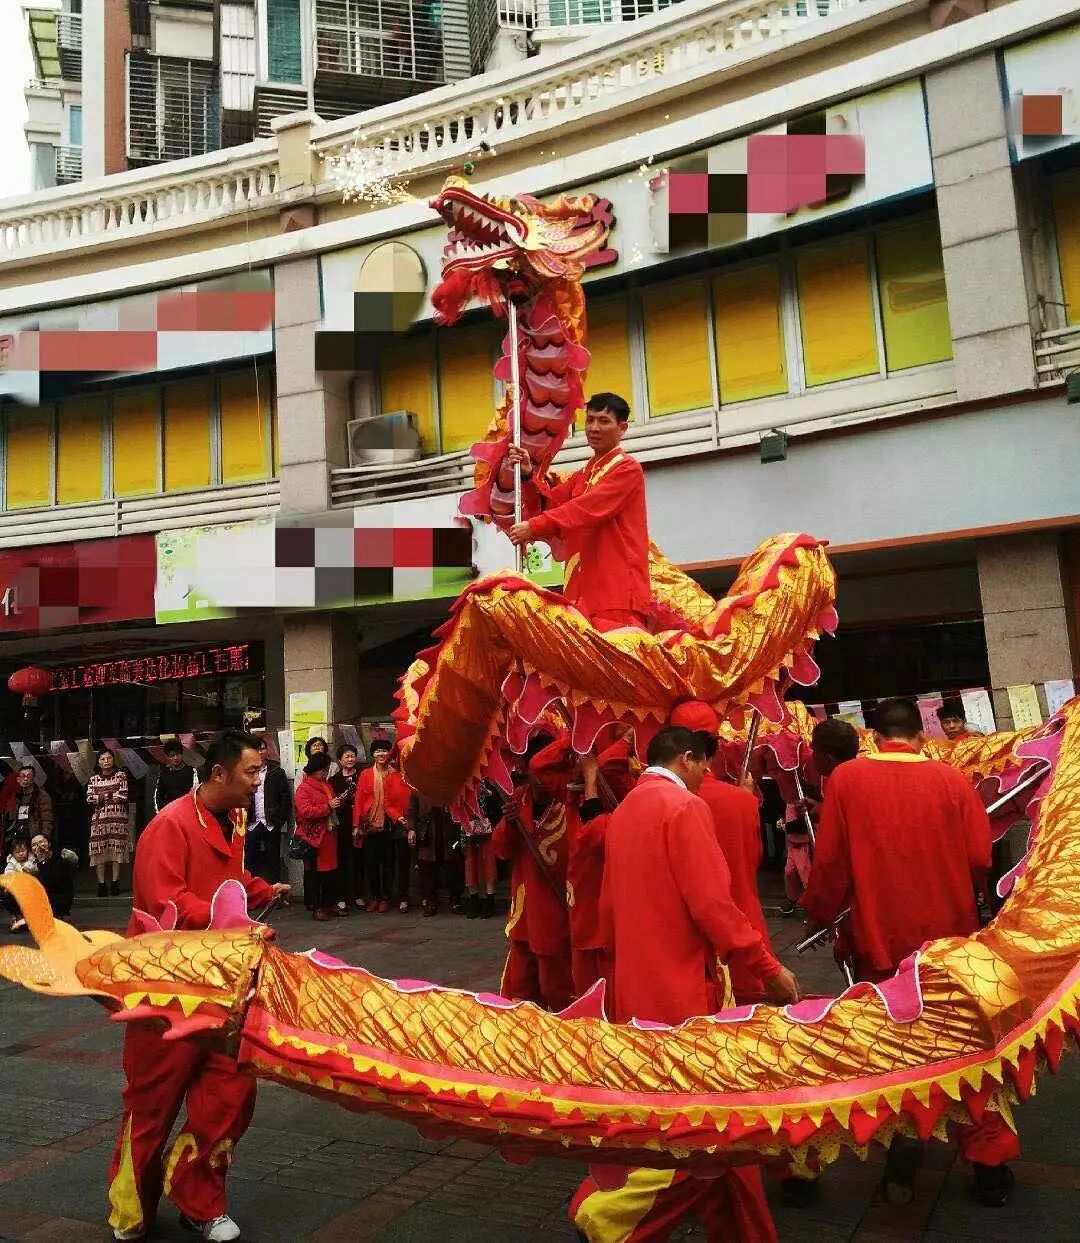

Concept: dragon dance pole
[[508, 298, 524, 576], [792, 767, 816, 847], [740, 709, 762, 782]]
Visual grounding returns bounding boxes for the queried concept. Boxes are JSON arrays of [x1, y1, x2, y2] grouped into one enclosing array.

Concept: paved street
[[1, 892, 1078, 1243]]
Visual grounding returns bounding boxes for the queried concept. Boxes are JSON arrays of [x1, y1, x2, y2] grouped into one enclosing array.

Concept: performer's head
[[584, 392, 630, 456], [523, 733, 563, 802], [304, 752, 333, 778], [371, 739, 393, 769], [646, 726, 711, 793], [162, 738, 185, 768], [872, 698, 923, 747], [811, 718, 860, 779], [667, 701, 719, 760], [200, 730, 263, 811], [937, 699, 969, 740]]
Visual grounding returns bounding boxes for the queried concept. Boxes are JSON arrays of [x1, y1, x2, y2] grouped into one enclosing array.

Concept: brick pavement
[[1, 891, 1079, 1242]]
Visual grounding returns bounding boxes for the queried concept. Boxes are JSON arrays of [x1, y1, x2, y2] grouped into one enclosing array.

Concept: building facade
[[2, 0, 1079, 782]]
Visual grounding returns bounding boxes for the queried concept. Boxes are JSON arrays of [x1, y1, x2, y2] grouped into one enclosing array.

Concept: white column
[[82, 0, 107, 179]]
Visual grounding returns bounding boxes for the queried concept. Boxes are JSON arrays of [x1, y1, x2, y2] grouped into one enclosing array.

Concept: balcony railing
[[1034, 324, 1080, 386], [314, 0, 445, 85], [55, 144, 83, 184], [57, 10, 83, 80], [127, 54, 219, 164], [1, 0, 905, 264], [497, 0, 536, 28], [537, 0, 678, 28]]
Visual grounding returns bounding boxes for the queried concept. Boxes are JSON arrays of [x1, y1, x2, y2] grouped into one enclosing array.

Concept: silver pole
[[508, 301, 524, 576], [792, 768, 816, 847], [984, 765, 1047, 817], [740, 709, 762, 782]]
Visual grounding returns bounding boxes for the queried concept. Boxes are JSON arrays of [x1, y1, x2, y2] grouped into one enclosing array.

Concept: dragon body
[[3, 697, 1079, 1175]]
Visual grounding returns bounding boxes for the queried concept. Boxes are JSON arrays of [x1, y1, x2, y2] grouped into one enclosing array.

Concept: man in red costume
[[668, 701, 774, 1003], [571, 726, 800, 1243], [801, 698, 1016, 1208], [493, 733, 574, 1012], [107, 731, 291, 1243], [504, 392, 651, 632]]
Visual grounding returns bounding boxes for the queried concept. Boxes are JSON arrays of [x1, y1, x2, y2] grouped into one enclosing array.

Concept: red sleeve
[[294, 780, 331, 821], [530, 459, 640, 540], [133, 822, 212, 929], [243, 872, 275, 906], [799, 776, 852, 924], [535, 469, 576, 507], [956, 773, 992, 893], [353, 771, 371, 827], [492, 811, 518, 861], [578, 810, 609, 856], [387, 774, 411, 821], [668, 800, 781, 981]]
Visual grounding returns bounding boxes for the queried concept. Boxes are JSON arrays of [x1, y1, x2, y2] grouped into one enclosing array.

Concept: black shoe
[[481, 894, 496, 919], [465, 893, 481, 919], [781, 1176, 819, 1208], [881, 1136, 924, 1205], [449, 899, 463, 914], [97, 883, 108, 898], [110, 881, 121, 897], [973, 1162, 1014, 1207]]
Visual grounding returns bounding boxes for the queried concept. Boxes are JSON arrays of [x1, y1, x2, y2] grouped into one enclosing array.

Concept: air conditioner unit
[[347, 411, 421, 466]]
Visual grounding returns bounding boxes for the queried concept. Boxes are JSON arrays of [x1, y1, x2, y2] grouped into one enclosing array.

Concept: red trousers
[[570, 1164, 777, 1242], [501, 941, 574, 1013], [464, 836, 497, 888], [107, 1025, 257, 1236], [959, 1109, 1021, 1165], [572, 946, 613, 998]]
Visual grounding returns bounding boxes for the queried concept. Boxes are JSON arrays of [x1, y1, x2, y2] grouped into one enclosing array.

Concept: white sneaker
[[113, 1229, 145, 1242], [179, 1213, 241, 1242]]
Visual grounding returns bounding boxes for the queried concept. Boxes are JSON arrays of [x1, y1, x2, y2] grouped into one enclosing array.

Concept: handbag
[[288, 834, 316, 864]]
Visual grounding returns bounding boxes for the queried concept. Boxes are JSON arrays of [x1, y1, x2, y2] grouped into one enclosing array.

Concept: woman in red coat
[[293, 752, 344, 922]]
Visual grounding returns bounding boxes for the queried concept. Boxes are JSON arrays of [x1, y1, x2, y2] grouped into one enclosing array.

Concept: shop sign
[[1002, 26, 1080, 162], [51, 643, 251, 692]]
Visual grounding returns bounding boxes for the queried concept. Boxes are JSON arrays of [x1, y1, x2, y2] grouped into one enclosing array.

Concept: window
[[267, 0, 303, 82], [163, 380, 212, 491], [795, 237, 880, 387], [3, 409, 52, 509], [641, 280, 713, 417], [437, 323, 496, 453], [219, 369, 270, 483], [712, 263, 787, 403], [380, 336, 436, 453], [1051, 170, 1080, 327], [874, 220, 952, 371], [582, 300, 633, 408], [221, 4, 257, 112], [56, 398, 104, 504], [67, 104, 83, 147], [112, 388, 160, 496]]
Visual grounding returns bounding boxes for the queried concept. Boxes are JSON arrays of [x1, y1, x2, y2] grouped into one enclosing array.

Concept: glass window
[[875, 220, 953, 372], [56, 398, 104, 504], [1051, 170, 1080, 327], [267, 0, 303, 83], [112, 388, 160, 496], [68, 104, 83, 146], [795, 237, 880, 387], [4, 408, 53, 509], [712, 263, 787, 403], [641, 280, 713, 417], [583, 300, 634, 411], [436, 323, 496, 453], [380, 336, 436, 453], [163, 379, 212, 491], [218, 369, 270, 483]]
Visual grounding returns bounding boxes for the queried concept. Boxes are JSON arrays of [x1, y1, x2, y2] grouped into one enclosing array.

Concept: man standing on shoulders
[[571, 726, 799, 1243], [245, 736, 292, 885], [154, 739, 198, 812], [504, 392, 651, 632], [106, 731, 291, 1243], [801, 698, 1015, 1208]]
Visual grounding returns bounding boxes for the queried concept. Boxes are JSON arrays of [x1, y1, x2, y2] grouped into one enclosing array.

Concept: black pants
[[244, 824, 281, 885], [305, 867, 338, 911], [365, 832, 394, 902]]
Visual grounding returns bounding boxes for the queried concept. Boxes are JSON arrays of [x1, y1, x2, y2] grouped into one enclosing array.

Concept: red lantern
[[7, 666, 54, 697]]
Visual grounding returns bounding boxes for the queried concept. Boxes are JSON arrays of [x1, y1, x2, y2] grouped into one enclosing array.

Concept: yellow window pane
[[642, 281, 713, 417], [271, 379, 279, 477], [584, 300, 633, 409], [796, 238, 880, 386], [437, 323, 495, 453], [875, 221, 952, 372], [1052, 170, 1080, 327], [163, 379, 211, 492], [381, 336, 436, 453], [4, 408, 52, 509], [713, 264, 787, 403], [219, 369, 270, 483], [56, 399, 105, 504], [112, 389, 160, 496]]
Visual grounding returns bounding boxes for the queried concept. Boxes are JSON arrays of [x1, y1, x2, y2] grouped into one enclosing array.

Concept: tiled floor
[[0, 889, 1076, 1242]]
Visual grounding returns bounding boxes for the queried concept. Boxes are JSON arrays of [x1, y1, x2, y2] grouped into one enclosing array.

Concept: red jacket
[[129, 788, 273, 933], [293, 774, 339, 873], [493, 792, 571, 958], [801, 744, 992, 979], [600, 773, 781, 1025], [527, 447, 651, 620], [698, 771, 774, 1001], [353, 764, 411, 830]]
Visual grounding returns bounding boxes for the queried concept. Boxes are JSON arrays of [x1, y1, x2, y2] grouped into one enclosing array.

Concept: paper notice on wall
[[289, 692, 329, 769], [1044, 679, 1076, 717], [117, 748, 149, 779], [836, 700, 865, 729], [10, 743, 47, 786], [917, 693, 944, 739], [960, 689, 996, 736], [49, 741, 73, 776], [66, 752, 92, 785], [339, 724, 365, 760], [277, 729, 297, 781], [807, 705, 827, 723], [1006, 684, 1043, 730]]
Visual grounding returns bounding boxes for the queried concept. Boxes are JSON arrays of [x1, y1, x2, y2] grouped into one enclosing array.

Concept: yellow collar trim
[[866, 752, 929, 764]]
